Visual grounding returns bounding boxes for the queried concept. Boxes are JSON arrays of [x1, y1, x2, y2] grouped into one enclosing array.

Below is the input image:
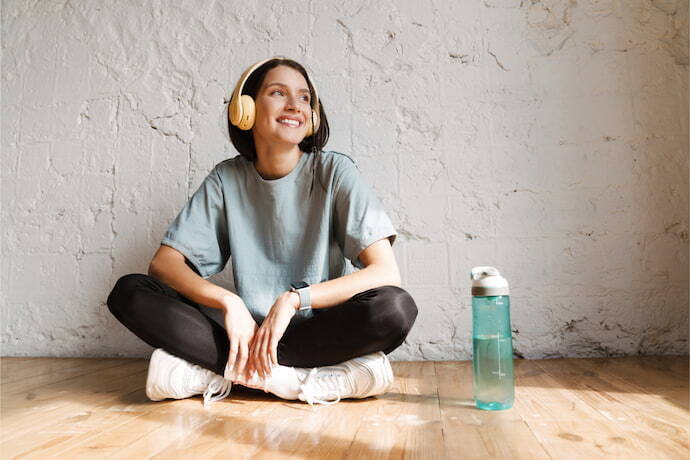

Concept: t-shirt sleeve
[[160, 165, 230, 279], [333, 156, 398, 270]]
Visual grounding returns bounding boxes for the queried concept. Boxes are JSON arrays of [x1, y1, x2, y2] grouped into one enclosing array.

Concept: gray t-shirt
[[161, 150, 397, 324]]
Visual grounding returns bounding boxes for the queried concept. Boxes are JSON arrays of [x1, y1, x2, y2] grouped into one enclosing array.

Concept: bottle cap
[[471, 266, 509, 296]]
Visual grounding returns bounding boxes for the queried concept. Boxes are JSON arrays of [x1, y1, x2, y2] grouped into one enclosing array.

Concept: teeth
[[278, 119, 300, 127]]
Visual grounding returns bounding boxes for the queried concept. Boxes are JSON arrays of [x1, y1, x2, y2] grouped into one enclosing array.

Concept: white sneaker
[[146, 349, 232, 408], [296, 351, 395, 406]]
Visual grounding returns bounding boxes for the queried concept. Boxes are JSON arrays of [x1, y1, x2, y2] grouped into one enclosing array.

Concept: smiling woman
[[106, 56, 418, 408]]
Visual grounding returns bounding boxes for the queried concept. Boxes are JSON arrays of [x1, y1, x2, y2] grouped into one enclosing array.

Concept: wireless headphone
[[228, 56, 320, 137]]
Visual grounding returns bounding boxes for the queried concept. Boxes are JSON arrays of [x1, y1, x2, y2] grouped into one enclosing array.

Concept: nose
[[285, 97, 300, 112]]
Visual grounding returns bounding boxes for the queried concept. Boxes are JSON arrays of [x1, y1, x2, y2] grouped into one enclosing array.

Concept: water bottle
[[471, 266, 514, 410]]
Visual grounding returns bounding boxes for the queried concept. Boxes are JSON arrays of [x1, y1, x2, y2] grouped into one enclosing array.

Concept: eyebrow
[[265, 82, 310, 94]]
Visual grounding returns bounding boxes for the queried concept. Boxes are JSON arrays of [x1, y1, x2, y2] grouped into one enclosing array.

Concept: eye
[[269, 88, 310, 103]]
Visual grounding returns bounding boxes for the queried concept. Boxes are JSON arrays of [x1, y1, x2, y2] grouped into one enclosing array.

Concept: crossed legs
[[106, 274, 418, 376]]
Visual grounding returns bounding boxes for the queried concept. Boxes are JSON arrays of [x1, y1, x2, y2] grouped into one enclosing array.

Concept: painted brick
[[1, 1, 687, 360]]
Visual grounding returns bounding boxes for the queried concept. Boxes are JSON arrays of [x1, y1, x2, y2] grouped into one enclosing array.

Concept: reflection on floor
[[1, 355, 688, 458]]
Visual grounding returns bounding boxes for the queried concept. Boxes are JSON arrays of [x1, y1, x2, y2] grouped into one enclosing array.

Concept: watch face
[[291, 281, 309, 290]]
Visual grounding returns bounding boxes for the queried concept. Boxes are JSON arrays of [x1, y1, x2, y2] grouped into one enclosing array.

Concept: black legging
[[106, 274, 418, 375]]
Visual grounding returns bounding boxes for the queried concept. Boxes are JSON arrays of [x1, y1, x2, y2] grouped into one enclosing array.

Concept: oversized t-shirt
[[161, 150, 397, 325]]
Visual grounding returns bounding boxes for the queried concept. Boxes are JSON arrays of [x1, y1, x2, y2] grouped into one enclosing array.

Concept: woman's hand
[[245, 291, 299, 380], [221, 295, 259, 381]]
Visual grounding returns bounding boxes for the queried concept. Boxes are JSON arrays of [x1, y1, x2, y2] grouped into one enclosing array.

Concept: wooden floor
[[1, 356, 688, 459]]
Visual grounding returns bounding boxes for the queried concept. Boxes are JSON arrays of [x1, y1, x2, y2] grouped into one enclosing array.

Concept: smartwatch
[[289, 281, 312, 311]]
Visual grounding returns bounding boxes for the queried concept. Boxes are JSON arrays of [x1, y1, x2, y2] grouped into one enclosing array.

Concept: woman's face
[[253, 65, 313, 149]]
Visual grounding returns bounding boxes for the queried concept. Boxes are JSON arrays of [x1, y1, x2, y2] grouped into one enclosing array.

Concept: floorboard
[[1, 355, 687, 459]]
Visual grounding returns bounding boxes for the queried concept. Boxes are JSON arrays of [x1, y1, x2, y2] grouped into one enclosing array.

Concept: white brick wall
[[2, 1, 688, 360]]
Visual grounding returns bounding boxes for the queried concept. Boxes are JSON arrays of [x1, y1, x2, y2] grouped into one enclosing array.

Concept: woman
[[106, 56, 418, 407]]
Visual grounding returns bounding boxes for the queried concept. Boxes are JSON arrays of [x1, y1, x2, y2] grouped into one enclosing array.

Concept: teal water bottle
[[471, 266, 514, 410]]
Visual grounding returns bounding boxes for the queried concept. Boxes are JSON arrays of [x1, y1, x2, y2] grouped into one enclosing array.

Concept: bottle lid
[[471, 266, 509, 296]]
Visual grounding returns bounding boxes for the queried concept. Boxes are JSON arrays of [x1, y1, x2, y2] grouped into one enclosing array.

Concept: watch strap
[[290, 282, 311, 311], [298, 286, 311, 310]]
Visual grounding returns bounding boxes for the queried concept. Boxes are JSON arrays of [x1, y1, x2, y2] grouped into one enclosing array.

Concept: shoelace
[[298, 367, 350, 406], [202, 375, 232, 408]]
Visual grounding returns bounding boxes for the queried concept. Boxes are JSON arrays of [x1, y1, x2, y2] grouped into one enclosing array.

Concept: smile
[[277, 118, 302, 128]]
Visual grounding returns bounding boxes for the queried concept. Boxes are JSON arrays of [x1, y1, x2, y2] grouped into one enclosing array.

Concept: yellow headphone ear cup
[[229, 95, 242, 126], [237, 94, 255, 130], [305, 109, 319, 137], [305, 112, 313, 137], [312, 109, 320, 134]]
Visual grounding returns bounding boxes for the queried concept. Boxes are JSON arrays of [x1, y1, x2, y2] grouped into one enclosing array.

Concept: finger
[[259, 330, 270, 379], [235, 341, 249, 379], [246, 341, 259, 380], [261, 332, 271, 377], [254, 331, 267, 379], [248, 331, 258, 350], [244, 344, 256, 382], [242, 340, 254, 379], [270, 337, 279, 368], [227, 340, 239, 379], [243, 360, 253, 383], [243, 342, 253, 377], [251, 334, 263, 379], [248, 330, 261, 378], [252, 330, 263, 378]]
